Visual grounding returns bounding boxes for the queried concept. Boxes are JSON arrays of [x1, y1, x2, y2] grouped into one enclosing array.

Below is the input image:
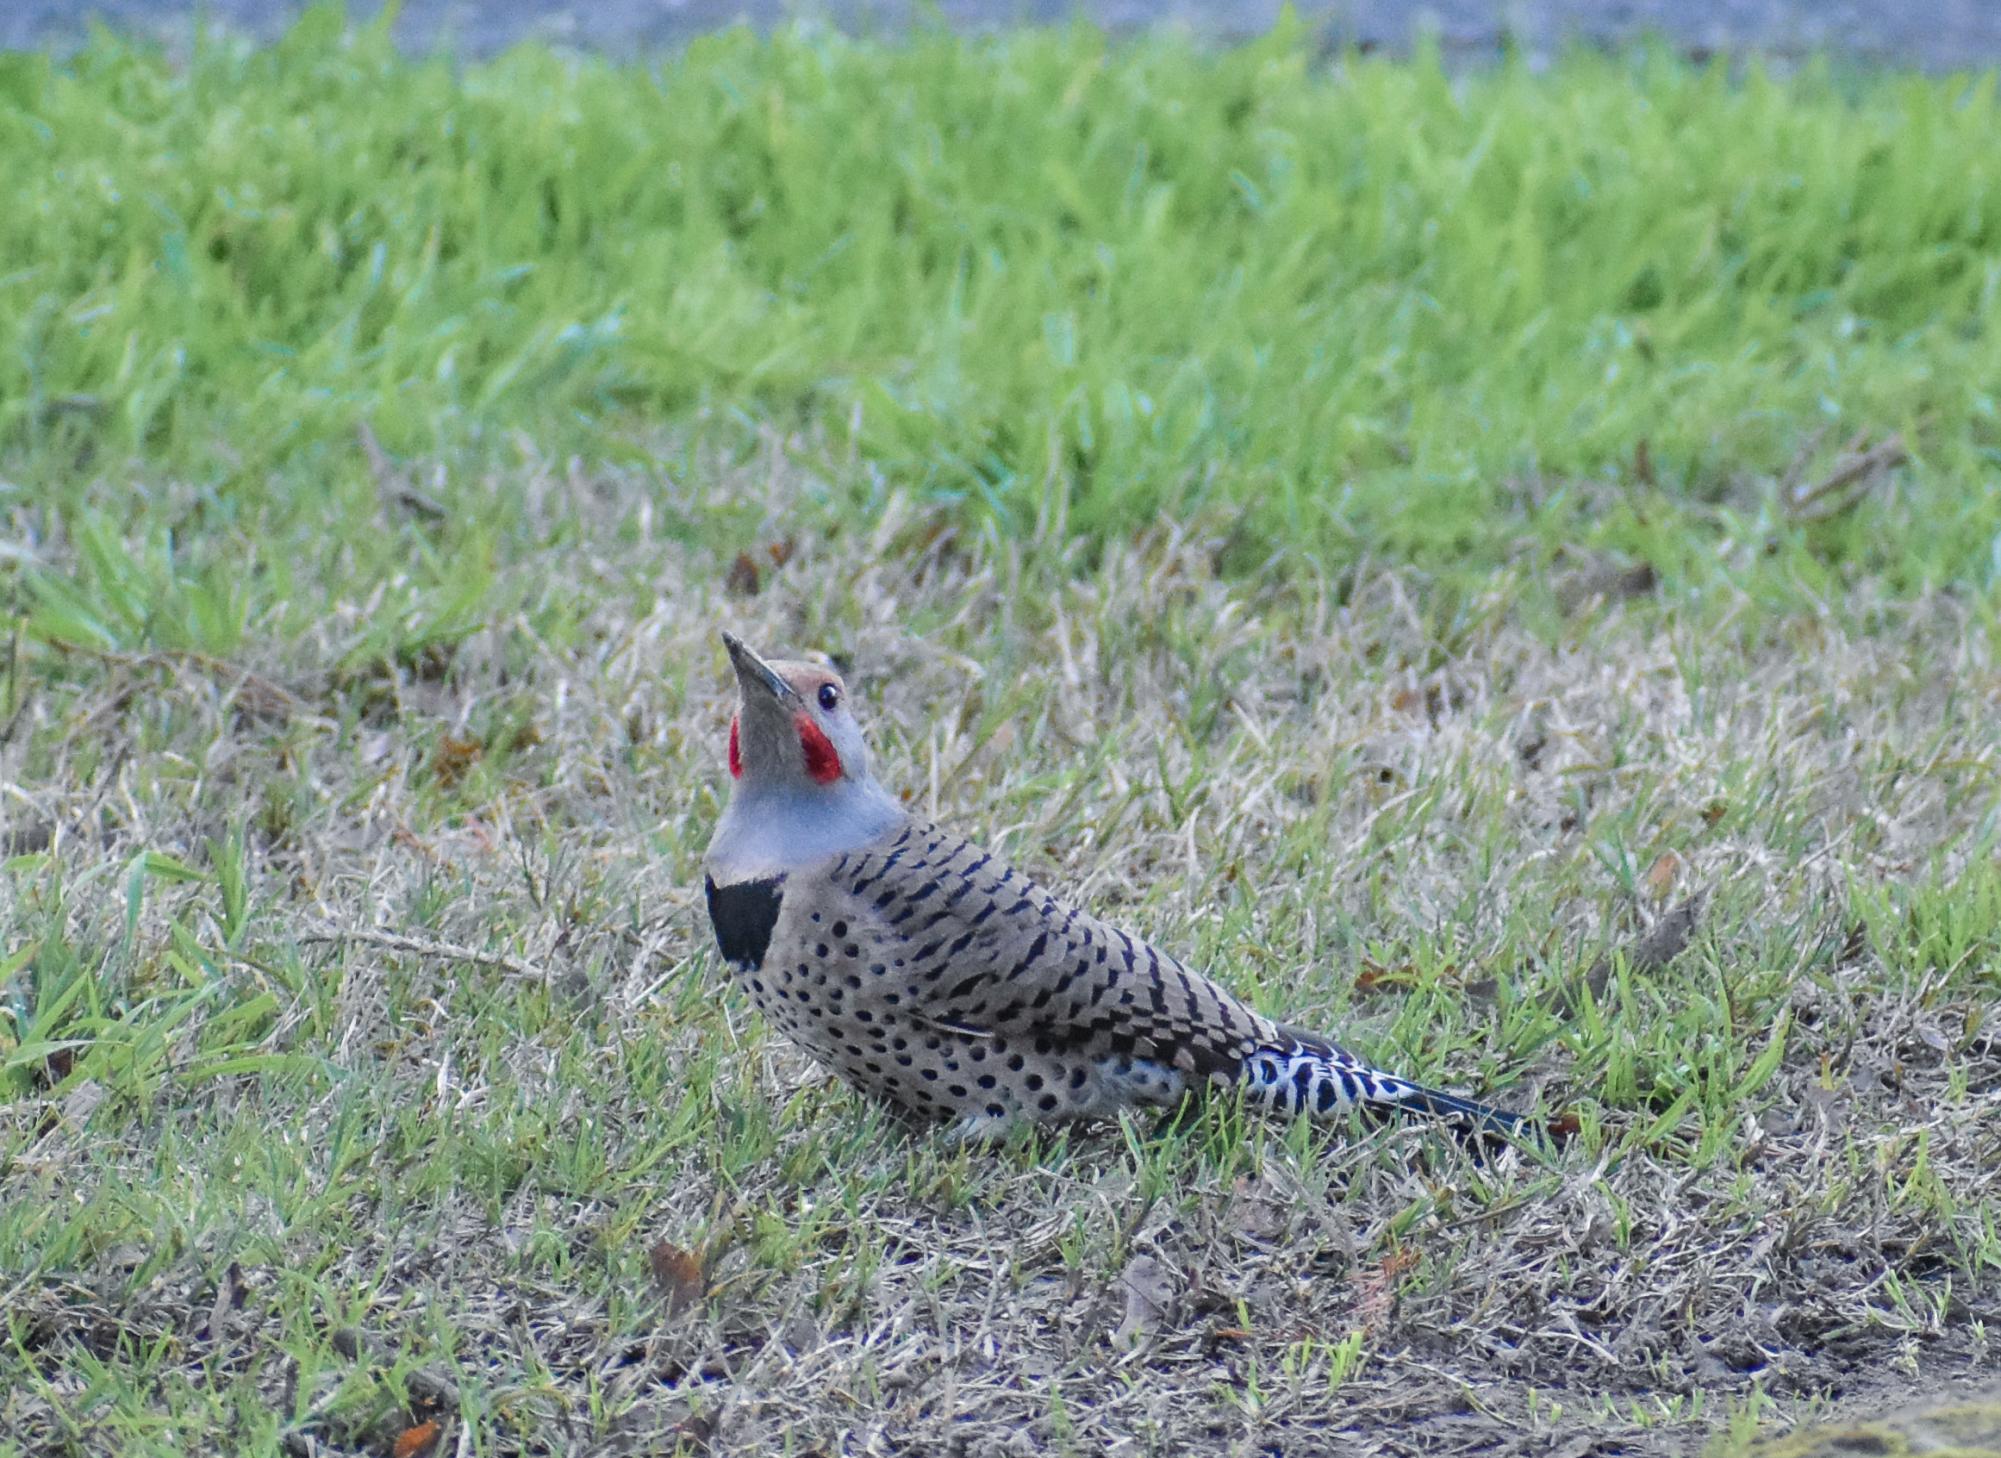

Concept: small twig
[[1787, 431, 1908, 522], [42, 393, 107, 421], [1631, 436, 1655, 489], [38, 634, 308, 717], [1554, 557, 1657, 616], [1777, 425, 1837, 500], [300, 925, 548, 981], [75, 741, 133, 841], [1, 617, 27, 745]]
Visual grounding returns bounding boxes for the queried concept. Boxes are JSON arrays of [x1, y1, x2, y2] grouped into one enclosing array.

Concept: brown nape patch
[[773, 660, 845, 701]]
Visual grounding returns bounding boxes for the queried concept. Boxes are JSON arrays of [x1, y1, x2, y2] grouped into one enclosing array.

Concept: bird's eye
[[817, 683, 841, 712]]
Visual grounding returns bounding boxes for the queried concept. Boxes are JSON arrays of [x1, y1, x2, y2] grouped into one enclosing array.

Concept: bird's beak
[[722, 631, 797, 705]]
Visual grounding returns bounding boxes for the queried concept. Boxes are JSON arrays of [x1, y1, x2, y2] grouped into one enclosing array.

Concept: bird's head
[[720, 631, 876, 798]]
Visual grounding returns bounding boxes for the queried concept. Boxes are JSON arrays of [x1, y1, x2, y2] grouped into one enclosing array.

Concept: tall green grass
[[4, 7, 2000, 589]]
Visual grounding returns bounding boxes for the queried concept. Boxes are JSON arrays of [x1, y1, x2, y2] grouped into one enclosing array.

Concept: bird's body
[[703, 633, 1528, 1142]]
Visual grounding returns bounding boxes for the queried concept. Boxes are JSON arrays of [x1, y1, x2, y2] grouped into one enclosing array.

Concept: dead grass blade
[[1785, 431, 1908, 522], [299, 924, 549, 981]]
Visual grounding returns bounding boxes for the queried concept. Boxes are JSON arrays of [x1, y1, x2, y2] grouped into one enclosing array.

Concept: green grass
[[5, 6, 2001, 604], [2, 11, 2000, 1457]]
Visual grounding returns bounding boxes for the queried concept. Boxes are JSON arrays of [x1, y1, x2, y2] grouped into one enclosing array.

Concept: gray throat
[[705, 778, 906, 882]]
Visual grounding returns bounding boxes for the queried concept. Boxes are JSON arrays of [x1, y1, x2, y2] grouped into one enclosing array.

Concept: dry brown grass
[[3, 447, 1998, 1457]]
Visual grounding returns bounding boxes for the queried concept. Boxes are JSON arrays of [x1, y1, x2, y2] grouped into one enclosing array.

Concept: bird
[[701, 631, 1532, 1144]]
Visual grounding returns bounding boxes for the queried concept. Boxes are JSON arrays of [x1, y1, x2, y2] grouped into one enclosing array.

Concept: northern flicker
[[702, 632, 1531, 1143]]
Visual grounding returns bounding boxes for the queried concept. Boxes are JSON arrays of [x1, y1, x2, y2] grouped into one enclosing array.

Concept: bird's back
[[723, 817, 1432, 1135]]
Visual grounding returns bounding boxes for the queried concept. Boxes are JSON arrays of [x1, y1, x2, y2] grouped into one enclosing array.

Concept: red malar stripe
[[796, 715, 842, 784]]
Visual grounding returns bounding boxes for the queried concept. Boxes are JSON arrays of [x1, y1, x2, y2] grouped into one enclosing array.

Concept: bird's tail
[[1236, 1033, 1531, 1142]]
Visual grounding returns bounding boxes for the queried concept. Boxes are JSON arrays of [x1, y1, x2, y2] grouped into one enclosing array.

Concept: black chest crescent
[[705, 874, 786, 970]]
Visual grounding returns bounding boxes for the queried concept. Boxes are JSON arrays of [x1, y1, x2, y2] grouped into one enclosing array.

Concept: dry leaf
[[766, 539, 795, 567], [725, 551, 761, 596], [430, 735, 482, 787], [392, 1419, 442, 1458], [327, 1328, 459, 1418], [1571, 891, 1706, 1010], [1556, 557, 1657, 615], [649, 1239, 706, 1318], [1229, 1172, 1294, 1243], [55, 1077, 106, 1129], [1643, 851, 1681, 900], [670, 1408, 718, 1455], [41, 1045, 76, 1086], [1632, 436, 1655, 488], [1113, 1254, 1176, 1348], [1353, 1247, 1418, 1333], [1354, 1255, 1407, 1335], [909, 519, 956, 556], [205, 1260, 248, 1345], [2, 821, 53, 855]]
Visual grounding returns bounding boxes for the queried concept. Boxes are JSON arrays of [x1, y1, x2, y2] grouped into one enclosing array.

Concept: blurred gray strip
[[8, 0, 1998, 69]]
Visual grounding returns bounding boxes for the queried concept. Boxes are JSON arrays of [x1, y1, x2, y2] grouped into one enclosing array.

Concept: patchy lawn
[[2, 15, 1999, 1457], [5, 446, 1998, 1455]]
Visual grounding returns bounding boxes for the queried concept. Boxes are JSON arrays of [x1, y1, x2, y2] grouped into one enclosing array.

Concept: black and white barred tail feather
[[1237, 1036, 1531, 1141]]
